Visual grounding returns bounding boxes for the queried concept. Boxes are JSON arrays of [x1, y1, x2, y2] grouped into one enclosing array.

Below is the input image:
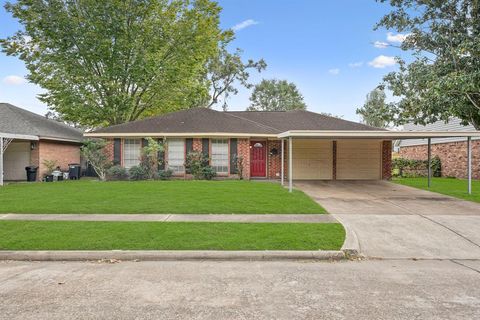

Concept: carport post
[[288, 137, 293, 192], [0, 137, 3, 186], [281, 139, 284, 186], [427, 138, 431, 188], [467, 136, 472, 195]]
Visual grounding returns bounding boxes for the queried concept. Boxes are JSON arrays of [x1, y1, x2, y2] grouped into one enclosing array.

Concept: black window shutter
[[230, 138, 238, 174], [142, 138, 149, 148], [202, 138, 209, 158], [158, 138, 165, 170], [113, 138, 121, 165], [186, 138, 193, 154]]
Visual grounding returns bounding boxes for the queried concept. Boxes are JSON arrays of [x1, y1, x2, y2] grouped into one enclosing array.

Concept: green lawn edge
[[0, 221, 345, 251], [392, 177, 480, 203], [0, 180, 326, 214]]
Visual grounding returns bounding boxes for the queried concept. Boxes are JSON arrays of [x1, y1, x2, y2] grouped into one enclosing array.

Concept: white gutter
[[277, 130, 480, 139]]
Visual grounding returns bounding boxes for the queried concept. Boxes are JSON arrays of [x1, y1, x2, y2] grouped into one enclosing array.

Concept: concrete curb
[[331, 214, 362, 259], [0, 250, 345, 262]]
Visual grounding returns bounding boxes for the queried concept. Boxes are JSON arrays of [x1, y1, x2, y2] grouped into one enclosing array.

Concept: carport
[[278, 130, 480, 193], [0, 133, 39, 186]]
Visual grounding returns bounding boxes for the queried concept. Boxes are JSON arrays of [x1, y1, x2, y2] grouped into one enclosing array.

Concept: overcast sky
[[0, 0, 408, 121]]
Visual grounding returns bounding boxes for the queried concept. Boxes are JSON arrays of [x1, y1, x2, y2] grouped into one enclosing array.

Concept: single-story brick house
[[85, 108, 393, 181], [399, 118, 480, 179], [0, 103, 83, 183]]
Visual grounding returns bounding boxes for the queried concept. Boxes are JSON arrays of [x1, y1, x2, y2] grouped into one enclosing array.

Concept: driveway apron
[[296, 181, 480, 259]]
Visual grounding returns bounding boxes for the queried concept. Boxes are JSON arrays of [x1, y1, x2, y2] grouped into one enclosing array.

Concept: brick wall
[[382, 140, 392, 180], [399, 140, 480, 179], [104, 139, 115, 162], [30, 143, 40, 170], [38, 140, 81, 179], [193, 138, 202, 152], [237, 138, 250, 180]]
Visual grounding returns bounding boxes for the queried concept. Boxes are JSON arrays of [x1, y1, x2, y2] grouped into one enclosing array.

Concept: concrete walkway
[[296, 181, 480, 259], [0, 213, 337, 223]]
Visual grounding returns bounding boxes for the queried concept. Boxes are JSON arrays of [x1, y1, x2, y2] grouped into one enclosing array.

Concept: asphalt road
[[1, 259, 479, 319]]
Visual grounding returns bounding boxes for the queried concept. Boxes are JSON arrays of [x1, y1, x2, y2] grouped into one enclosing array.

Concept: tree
[[356, 87, 390, 128], [205, 44, 266, 110], [1, 0, 226, 127], [376, 0, 480, 129], [247, 79, 307, 111], [81, 139, 111, 181]]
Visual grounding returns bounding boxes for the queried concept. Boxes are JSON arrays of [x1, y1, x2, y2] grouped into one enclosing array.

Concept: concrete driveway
[[296, 181, 480, 259]]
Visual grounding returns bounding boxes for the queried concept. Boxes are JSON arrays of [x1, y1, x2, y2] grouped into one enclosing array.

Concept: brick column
[[382, 140, 392, 180], [193, 138, 202, 152], [267, 140, 282, 179]]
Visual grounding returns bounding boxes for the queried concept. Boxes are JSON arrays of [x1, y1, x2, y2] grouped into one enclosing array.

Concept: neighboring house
[[399, 118, 480, 179], [86, 108, 393, 181], [0, 103, 83, 181]]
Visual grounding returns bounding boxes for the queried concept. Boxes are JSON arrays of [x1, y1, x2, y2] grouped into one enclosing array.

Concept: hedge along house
[[84, 107, 480, 193], [398, 118, 480, 179], [0, 103, 83, 185]]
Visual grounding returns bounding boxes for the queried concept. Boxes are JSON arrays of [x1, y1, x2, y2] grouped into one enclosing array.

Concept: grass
[[0, 221, 345, 251], [393, 177, 480, 203], [0, 180, 325, 214]]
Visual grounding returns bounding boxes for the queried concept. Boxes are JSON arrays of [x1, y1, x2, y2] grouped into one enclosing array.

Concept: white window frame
[[123, 139, 142, 169], [167, 139, 185, 174], [211, 139, 229, 174]]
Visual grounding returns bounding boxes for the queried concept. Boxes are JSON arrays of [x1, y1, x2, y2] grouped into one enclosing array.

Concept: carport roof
[[278, 130, 480, 139], [0, 103, 82, 142]]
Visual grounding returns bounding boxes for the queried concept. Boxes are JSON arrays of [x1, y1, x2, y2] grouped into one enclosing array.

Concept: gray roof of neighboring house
[[91, 108, 382, 135], [399, 118, 479, 147], [0, 103, 83, 142]]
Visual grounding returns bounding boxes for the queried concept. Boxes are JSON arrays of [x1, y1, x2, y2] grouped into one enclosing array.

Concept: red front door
[[250, 141, 266, 177]]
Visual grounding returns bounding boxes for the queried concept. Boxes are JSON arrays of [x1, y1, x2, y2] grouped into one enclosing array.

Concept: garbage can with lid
[[68, 163, 81, 180], [25, 166, 38, 182]]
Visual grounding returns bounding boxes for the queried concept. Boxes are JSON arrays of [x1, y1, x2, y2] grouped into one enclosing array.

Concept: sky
[[0, 0, 409, 122]]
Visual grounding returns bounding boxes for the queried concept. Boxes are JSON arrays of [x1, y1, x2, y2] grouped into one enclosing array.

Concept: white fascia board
[[84, 132, 278, 138], [0, 132, 39, 140], [277, 130, 480, 139]]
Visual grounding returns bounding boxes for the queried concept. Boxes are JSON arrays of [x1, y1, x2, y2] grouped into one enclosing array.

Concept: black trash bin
[[25, 166, 38, 182], [68, 163, 81, 180]]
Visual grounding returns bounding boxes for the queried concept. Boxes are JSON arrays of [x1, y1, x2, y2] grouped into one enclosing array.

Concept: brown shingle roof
[[90, 107, 383, 135]]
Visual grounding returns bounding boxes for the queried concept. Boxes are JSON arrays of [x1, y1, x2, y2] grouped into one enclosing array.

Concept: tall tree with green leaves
[[247, 79, 307, 111], [205, 44, 266, 110], [1, 0, 226, 127], [376, 0, 480, 129], [356, 87, 390, 128]]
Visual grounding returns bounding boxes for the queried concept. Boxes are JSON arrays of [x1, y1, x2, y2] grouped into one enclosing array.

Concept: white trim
[[85, 132, 278, 138], [0, 133, 39, 140], [278, 130, 480, 139]]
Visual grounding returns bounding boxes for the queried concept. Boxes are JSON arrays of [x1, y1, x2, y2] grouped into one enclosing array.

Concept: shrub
[[42, 159, 58, 176], [233, 154, 244, 179], [201, 166, 216, 180], [157, 169, 173, 180], [81, 139, 111, 181], [129, 165, 148, 181], [106, 165, 128, 181], [139, 137, 164, 180], [392, 156, 441, 178], [185, 151, 216, 180]]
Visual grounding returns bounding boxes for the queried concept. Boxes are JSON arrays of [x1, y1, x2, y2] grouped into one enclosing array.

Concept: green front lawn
[[0, 180, 325, 214], [393, 177, 480, 203], [0, 221, 344, 251]]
